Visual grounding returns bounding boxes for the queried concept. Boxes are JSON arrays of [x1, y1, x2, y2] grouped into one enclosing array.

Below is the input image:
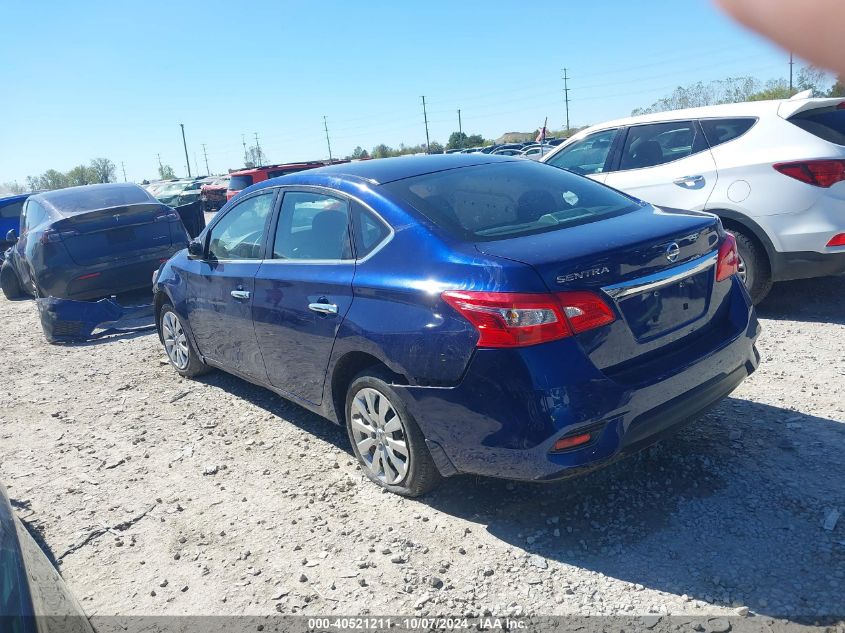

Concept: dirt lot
[[1, 277, 843, 623]]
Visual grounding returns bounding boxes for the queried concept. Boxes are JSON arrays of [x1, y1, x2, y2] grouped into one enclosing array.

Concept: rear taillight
[[155, 211, 180, 222], [716, 234, 739, 282], [773, 159, 845, 187], [76, 272, 101, 281], [827, 233, 845, 247], [441, 290, 615, 348], [39, 228, 80, 244]]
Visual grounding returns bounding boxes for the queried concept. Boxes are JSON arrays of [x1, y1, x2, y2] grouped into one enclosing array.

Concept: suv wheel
[[345, 371, 441, 497], [0, 261, 23, 300], [728, 229, 772, 304], [160, 304, 210, 377]]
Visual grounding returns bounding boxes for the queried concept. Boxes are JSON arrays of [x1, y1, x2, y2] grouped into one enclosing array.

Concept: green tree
[[465, 134, 485, 147], [89, 158, 116, 183], [828, 74, 845, 97], [1, 181, 26, 194], [67, 165, 97, 186], [371, 144, 393, 159], [32, 169, 69, 190], [158, 164, 177, 179], [447, 131, 469, 150], [429, 141, 444, 154], [349, 146, 369, 159]]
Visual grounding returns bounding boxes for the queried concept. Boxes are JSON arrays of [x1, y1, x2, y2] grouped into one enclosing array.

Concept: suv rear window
[[228, 175, 254, 191], [700, 117, 757, 148], [382, 161, 639, 242], [788, 107, 845, 145]]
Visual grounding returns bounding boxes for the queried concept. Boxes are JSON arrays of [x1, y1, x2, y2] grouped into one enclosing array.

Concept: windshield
[[383, 160, 640, 242]]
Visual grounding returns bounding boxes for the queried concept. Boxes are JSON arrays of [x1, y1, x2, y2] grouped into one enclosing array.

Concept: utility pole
[[202, 144, 210, 175], [562, 67, 571, 134], [193, 153, 200, 177], [254, 132, 262, 165], [421, 96, 431, 154], [241, 134, 248, 165], [323, 116, 333, 162], [789, 52, 794, 93], [120, 161, 127, 182], [179, 123, 191, 178], [457, 109, 462, 134]]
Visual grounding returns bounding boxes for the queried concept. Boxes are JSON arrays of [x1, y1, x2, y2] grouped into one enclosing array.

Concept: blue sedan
[[153, 155, 760, 496]]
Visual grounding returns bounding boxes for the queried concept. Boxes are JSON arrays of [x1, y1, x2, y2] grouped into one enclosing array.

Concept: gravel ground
[[1, 277, 843, 624]]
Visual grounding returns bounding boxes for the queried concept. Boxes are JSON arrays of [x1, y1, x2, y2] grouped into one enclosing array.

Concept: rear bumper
[[770, 249, 845, 282], [395, 281, 760, 481]]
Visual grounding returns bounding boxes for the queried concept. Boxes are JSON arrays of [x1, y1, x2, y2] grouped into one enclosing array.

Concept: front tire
[[728, 229, 772, 304], [345, 371, 442, 497], [0, 261, 23, 300], [159, 303, 210, 377]]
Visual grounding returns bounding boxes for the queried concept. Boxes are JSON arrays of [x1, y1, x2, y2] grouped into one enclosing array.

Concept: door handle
[[230, 289, 251, 300], [308, 302, 338, 315], [673, 175, 704, 187]]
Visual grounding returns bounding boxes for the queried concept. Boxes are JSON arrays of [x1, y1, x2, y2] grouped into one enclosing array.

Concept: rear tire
[[728, 229, 772, 304], [0, 261, 23, 300], [345, 370, 442, 497], [159, 303, 210, 377]]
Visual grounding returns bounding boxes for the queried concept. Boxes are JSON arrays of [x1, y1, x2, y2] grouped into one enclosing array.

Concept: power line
[[323, 116, 333, 161], [179, 123, 191, 178]]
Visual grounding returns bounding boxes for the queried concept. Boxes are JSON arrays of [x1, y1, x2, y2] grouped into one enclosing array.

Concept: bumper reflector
[[826, 233, 845, 247], [552, 432, 592, 452]]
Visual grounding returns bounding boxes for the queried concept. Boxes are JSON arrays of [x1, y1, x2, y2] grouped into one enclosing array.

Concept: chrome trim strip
[[601, 251, 718, 300]]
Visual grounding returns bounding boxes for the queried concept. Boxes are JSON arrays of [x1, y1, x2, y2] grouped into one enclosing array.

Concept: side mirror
[[187, 239, 204, 259], [5, 229, 17, 243]]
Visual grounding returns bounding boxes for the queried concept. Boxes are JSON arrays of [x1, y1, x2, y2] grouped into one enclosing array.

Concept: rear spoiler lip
[[777, 95, 845, 119], [52, 202, 171, 230]]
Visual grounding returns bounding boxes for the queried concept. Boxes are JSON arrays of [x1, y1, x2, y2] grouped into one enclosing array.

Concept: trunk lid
[[475, 204, 724, 370], [53, 203, 175, 266]]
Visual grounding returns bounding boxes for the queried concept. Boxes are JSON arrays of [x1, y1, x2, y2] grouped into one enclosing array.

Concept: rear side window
[[0, 200, 24, 219], [273, 192, 353, 260], [352, 205, 390, 257], [24, 200, 49, 231], [788, 107, 845, 145], [228, 175, 254, 191], [383, 160, 639, 242], [700, 118, 756, 148], [619, 121, 704, 171]]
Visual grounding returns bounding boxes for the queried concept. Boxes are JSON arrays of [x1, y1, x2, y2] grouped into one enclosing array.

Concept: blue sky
[[0, 0, 800, 184]]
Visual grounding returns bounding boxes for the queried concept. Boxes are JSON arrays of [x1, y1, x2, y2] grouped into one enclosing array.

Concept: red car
[[226, 162, 336, 201]]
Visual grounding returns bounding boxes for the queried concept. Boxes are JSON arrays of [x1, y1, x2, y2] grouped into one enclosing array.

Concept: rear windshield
[[38, 184, 153, 215], [229, 175, 254, 191], [789, 107, 845, 145], [382, 161, 640, 242]]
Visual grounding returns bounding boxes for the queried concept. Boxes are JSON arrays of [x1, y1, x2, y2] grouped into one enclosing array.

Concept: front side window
[[273, 192, 352, 260], [383, 160, 639, 242], [207, 192, 274, 260], [545, 128, 618, 175], [619, 120, 702, 170]]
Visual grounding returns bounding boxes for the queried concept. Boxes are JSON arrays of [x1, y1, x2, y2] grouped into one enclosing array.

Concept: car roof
[[0, 193, 31, 204], [281, 154, 520, 186], [229, 162, 326, 177]]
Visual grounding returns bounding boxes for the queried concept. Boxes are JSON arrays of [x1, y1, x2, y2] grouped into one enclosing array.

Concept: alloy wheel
[[736, 253, 748, 285], [349, 387, 410, 485], [162, 311, 190, 370]]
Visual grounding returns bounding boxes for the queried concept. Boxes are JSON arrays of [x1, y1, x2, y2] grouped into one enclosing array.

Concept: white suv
[[541, 93, 845, 302]]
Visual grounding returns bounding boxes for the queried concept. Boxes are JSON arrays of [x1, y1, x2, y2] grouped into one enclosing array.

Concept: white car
[[541, 92, 845, 302]]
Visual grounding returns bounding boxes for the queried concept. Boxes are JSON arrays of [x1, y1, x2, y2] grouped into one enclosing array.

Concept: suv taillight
[[774, 159, 845, 187], [441, 290, 615, 348], [716, 234, 740, 282]]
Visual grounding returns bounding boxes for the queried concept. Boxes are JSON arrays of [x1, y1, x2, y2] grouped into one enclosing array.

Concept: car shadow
[[758, 275, 845, 325], [188, 364, 845, 620], [425, 398, 845, 621]]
